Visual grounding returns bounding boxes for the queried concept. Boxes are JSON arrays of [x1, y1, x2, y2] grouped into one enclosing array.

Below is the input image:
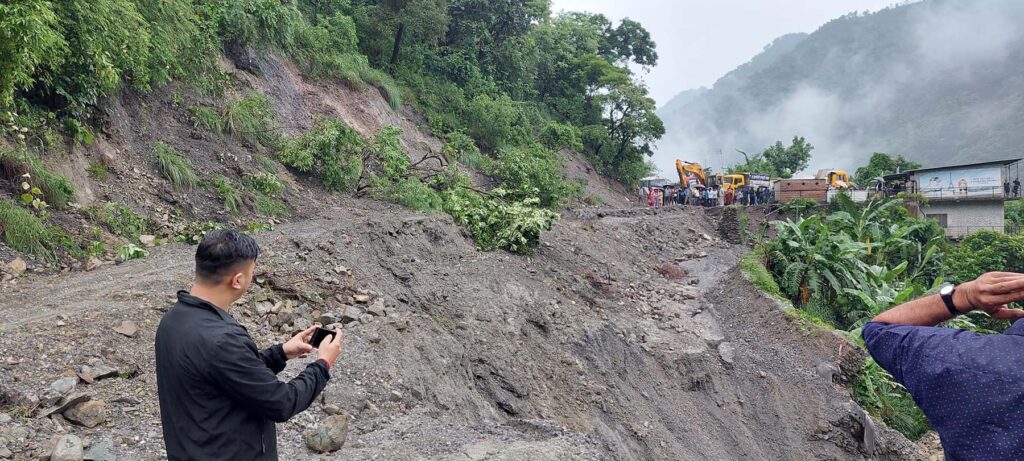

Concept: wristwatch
[[939, 284, 961, 317]]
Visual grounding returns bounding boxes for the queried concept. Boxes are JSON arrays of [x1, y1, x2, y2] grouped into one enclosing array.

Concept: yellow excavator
[[815, 169, 853, 189], [675, 160, 708, 187]]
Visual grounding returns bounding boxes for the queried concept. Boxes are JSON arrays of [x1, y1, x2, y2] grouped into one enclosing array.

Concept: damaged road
[[0, 204, 922, 460]]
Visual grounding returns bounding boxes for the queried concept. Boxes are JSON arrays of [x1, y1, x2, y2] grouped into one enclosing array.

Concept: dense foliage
[[729, 136, 812, 179], [852, 152, 921, 186]]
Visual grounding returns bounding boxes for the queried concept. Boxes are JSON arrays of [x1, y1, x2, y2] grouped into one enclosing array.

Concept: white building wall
[[920, 200, 1005, 238]]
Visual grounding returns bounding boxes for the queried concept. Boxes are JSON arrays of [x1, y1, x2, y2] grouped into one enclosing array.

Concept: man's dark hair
[[195, 229, 259, 283]]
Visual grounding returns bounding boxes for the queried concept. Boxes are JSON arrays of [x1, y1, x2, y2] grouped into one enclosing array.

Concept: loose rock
[[3, 258, 26, 277], [63, 400, 107, 428], [50, 377, 78, 396], [303, 414, 350, 453], [83, 437, 115, 461], [50, 435, 83, 461], [341, 305, 362, 324], [112, 321, 138, 338], [85, 257, 103, 272], [139, 235, 156, 246], [367, 299, 386, 317]]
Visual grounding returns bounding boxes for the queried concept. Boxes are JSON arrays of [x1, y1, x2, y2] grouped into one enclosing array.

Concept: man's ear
[[230, 272, 244, 290]]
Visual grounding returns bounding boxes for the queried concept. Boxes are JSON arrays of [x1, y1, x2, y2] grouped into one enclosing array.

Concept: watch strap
[[941, 286, 961, 317]]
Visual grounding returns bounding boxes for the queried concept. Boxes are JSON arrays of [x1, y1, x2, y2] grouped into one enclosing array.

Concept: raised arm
[[873, 272, 1024, 326]]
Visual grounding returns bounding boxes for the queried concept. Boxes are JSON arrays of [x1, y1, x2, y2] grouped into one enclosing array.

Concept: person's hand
[[283, 325, 318, 359], [955, 272, 1024, 320], [317, 329, 344, 367]]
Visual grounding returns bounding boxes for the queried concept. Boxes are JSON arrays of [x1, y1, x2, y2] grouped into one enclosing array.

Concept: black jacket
[[156, 291, 329, 461]]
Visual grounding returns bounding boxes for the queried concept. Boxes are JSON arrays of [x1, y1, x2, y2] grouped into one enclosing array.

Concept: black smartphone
[[309, 327, 336, 348]]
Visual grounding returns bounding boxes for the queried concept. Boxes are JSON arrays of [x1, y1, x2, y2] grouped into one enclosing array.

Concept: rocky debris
[[41, 392, 91, 417], [83, 437, 115, 461], [718, 342, 736, 366], [50, 377, 78, 396], [341, 305, 362, 323], [2, 258, 26, 279], [366, 299, 386, 317], [112, 321, 138, 338], [303, 414, 350, 453], [138, 235, 157, 247], [85, 257, 104, 272], [78, 362, 120, 384], [319, 312, 340, 325], [63, 399, 107, 428], [353, 293, 371, 304], [333, 265, 351, 275], [50, 434, 83, 461]]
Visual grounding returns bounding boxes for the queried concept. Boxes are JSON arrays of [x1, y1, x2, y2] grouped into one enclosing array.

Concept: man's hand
[[282, 325, 318, 359], [317, 329, 344, 367], [956, 272, 1024, 320]]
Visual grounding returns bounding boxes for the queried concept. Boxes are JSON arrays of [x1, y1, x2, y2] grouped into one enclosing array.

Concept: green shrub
[[443, 132, 491, 170], [86, 203, 149, 238], [540, 121, 583, 152], [244, 172, 284, 195], [853, 359, 930, 441], [207, 0, 303, 49], [221, 93, 276, 147], [0, 148, 75, 209], [441, 186, 559, 254], [377, 177, 443, 212], [488, 145, 577, 209], [87, 163, 109, 181], [465, 94, 522, 150], [176, 221, 223, 244], [279, 118, 364, 192], [213, 177, 243, 215], [191, 106, 223, 135], [0, 201, 52, 257], [945, 231, 1024, 283], [155, 142, 197, 190], [116, 243, 147, 261]]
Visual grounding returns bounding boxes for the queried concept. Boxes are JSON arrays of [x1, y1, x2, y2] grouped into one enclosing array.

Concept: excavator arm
[[675, 160, 707, 187]]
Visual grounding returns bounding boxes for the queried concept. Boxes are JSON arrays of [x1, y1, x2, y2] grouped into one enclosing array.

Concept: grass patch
[[254, 155, 277, 172], [0, 202, 52, 257], [87, 163, 109, 182], [213, 177, 243, 215], [191, 106, 223, 135], [739, 252, 783, 299], [0, 148, 76, 209], [222, 94, 275, 147], [155, 142, 197, 191], [85, 203, 150, 239], [253, 194, 291, 217], [244, 172, 284, 196]]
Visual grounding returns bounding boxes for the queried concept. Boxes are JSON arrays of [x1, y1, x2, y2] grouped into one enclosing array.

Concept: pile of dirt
[[0, 203, 921, 460]]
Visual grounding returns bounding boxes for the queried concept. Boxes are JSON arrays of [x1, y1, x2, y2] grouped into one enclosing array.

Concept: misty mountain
[[654, 0, 1024, 176]]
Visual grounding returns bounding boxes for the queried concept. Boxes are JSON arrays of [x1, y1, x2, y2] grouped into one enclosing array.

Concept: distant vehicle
[[675, 160, 708, 188], [719, 172, 771, 191], [815, 169, 854, 189]]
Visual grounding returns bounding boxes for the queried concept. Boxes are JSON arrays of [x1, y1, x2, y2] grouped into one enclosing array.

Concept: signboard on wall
[[748, 174, 771, 188], [917, 166, 1003, 199]]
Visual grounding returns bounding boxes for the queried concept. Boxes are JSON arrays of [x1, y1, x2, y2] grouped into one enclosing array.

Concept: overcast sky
[[550, 0, 906, 106]]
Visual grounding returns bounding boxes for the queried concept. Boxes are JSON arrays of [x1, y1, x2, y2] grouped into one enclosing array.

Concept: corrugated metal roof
[[904, 158, 1021, 174]]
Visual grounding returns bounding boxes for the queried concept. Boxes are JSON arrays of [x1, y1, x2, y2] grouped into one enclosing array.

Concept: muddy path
[[0, 204, 921, 460]]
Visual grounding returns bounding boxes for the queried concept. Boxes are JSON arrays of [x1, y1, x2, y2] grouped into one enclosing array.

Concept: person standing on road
[[863, 272, 1024, 459], [156, 229, 343, 461]]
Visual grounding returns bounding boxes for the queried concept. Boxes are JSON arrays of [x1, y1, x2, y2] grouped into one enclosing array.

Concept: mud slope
[[0, 204, 919, 460]]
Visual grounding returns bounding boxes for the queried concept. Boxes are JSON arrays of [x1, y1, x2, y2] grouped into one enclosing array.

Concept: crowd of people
[[638, 184, 774, 208]]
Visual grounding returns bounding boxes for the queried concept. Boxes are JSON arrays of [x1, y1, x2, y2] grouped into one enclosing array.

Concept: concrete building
[[893, 159, 1021, 238]]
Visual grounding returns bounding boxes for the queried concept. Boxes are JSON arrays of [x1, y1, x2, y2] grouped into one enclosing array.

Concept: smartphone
[[309, 327, 336, 348]]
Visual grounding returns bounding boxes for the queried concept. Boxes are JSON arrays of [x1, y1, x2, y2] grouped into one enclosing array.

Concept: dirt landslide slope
[[0, 203, 921, 460]]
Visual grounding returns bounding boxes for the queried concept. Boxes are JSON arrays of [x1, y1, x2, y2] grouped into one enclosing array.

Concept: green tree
[[853, 152, 921, 186], [731, 136, 813, 178]]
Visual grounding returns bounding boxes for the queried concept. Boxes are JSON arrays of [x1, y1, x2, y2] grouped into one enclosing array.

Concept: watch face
[[940, 284, 955, 296]]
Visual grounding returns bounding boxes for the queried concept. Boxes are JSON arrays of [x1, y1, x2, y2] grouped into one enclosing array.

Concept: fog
[[647, 0, 1024, 179]]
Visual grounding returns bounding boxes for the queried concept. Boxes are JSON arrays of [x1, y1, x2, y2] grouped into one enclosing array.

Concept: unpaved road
[[0, 204, 922, 460]]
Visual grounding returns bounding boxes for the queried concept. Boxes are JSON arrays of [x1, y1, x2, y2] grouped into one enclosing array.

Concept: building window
[[926, 213, 948, 228]]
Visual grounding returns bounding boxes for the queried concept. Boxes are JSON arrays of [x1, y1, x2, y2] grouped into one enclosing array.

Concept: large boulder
[[303, 414, 350, 453]]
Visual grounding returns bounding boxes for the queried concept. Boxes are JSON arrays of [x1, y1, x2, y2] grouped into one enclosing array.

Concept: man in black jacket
[[156, 229, 343, 460]]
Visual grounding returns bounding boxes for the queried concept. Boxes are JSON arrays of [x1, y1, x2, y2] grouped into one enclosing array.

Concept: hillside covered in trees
[[656, 0, 1024, 173]]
